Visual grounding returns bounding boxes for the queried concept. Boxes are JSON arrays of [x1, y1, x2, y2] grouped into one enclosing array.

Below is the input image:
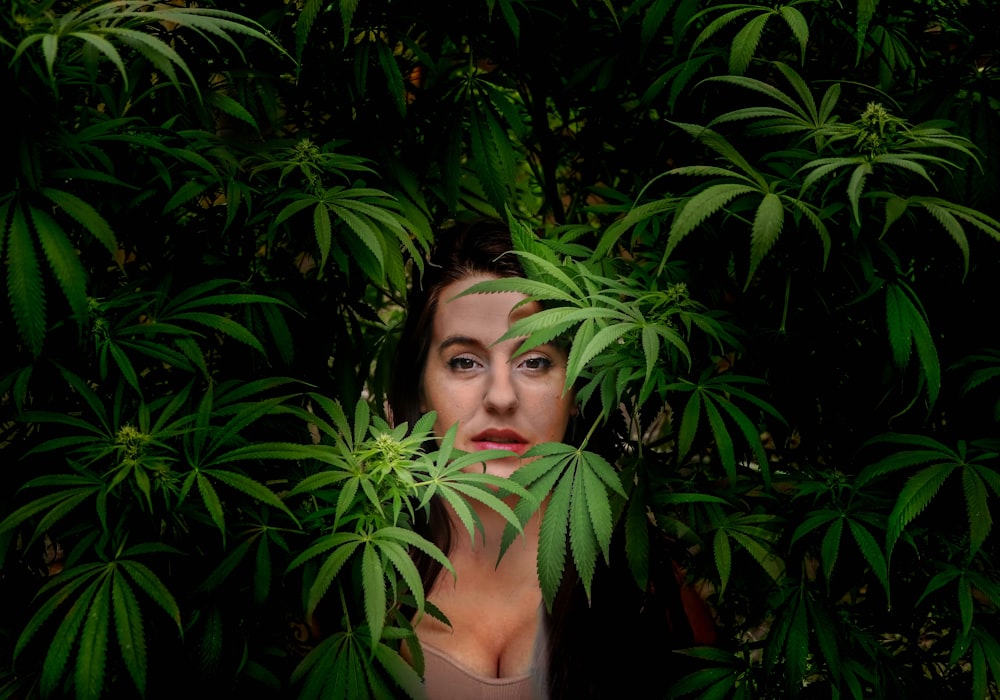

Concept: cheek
[[420, 369, 466, 431], [540, 393, 576, 441]]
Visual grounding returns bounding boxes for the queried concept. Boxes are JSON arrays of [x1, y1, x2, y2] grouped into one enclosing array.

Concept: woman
[[389, 218, 701, 699]]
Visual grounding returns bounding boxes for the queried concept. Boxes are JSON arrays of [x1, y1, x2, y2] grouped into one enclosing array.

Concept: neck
[[445, 495, 543, 574]]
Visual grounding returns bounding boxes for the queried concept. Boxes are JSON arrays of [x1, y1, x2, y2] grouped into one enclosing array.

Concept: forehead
[[433, 275, 540, 336]]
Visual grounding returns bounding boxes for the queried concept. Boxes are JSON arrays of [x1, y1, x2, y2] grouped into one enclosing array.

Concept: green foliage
[[3, 0, 1000, 698]]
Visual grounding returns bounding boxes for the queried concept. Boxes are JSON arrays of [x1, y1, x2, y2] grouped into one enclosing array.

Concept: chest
[[415, 567, 544, 678]]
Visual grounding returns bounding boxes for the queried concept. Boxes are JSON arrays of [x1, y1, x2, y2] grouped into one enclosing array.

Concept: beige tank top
[[419, 642, 547, 700]]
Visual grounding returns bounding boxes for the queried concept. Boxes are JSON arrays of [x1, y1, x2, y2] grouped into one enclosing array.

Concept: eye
[[447, 356, 480, 371], [518, 354, 554, 371]]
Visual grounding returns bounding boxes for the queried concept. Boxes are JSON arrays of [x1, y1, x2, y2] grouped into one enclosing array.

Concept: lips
[[469, 428, 529, 455]]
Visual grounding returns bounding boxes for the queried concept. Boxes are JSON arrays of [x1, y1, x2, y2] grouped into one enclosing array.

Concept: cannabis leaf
[[460, 253, 727, 417], [292, 623, 425, 700], [684, 0, 812, 75], [666, 369, 786, 486], [857, 433, 1000, 562], [711, 511, 786, 597], [884, 279, 941, 408], [663, 121, 831, 285], [703, 61, 844, 151], [881, 195, 1000, 280], [502, 442, 626, 607], [13, 551, 181, 700]]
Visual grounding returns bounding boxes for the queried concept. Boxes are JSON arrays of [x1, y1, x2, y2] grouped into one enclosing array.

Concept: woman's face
[[420, 274, 576, 477]]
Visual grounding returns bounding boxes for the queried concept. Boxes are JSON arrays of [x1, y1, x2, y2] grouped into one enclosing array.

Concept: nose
[[483, 364, 519, 412]]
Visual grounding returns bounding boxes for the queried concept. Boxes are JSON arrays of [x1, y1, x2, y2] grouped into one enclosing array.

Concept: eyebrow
[[438, 334, 545, 355], [437, 335, 481, 352]]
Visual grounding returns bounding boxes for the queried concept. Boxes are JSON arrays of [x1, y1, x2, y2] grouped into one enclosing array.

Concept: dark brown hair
[[389, 217, 696, 697], [387, 217, 526, 595], [388, 216, 526, 431]]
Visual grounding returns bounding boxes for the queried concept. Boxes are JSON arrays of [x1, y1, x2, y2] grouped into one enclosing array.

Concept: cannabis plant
[[3, 0, 1000, 699]]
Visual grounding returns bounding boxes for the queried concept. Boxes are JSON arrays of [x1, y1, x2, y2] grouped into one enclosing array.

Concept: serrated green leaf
[[301, 539, 362, 618], [665, 184, 757, 262], [727, 527, 785, 581], [112, 570, 147, 695], [820, 517, 843, 582], [703, 397, 736, 481], [963, 468, 992, 556], [119, 560, 182, 630], [847, 519, 889, 597], [202, 468, 295, 521], [808, 594, 841, 680], [887, 463, 956, 559], [779, 6, 809, 61], [713, 528, 733, 596], [77, 577, 111, 700], [729, 13, 768, 75], [206, 90, 259, 131], [676, 389, 701, 465], [538, 471, 573, 609], [361, 543, 387, 643], [7, 204, 47, 354], [688, 7, 758, 54], [747, 192, 784, 284], [196, 472, 226, 538], [569, 466, 598, 600], [668, 665, 737, 698], [40, 578, 98, 697]]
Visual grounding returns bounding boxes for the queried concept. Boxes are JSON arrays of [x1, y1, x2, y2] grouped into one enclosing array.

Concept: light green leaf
[[728, 526, 785, 581], [361, 543, 387, 643], [665, 184, 758, 262], [107, 27, 195, 94], [729, 13, 768, 75], [376, 527, 454, 580], [580, 459, 615, 561], [372, 639, 426, 699], [688, 7, 758, 53], [538, 471, 573, 609], [302, 539, 362, 620], [570, 322, 637, 380], [747, 192, 784, 284], [779, 6, 809, 61], [569, 467, 598, 600], [670, 122, 766, 186]]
